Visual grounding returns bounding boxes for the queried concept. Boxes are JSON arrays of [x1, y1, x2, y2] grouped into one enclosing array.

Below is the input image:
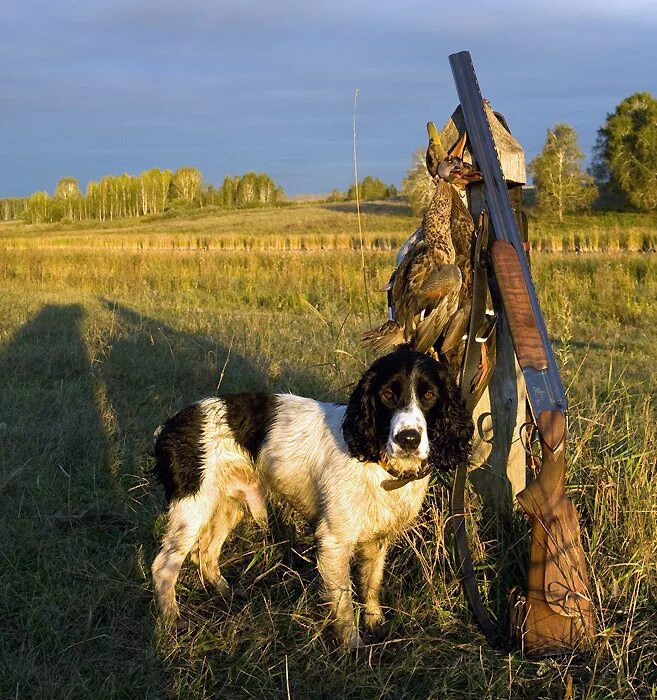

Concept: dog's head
[[342, 348, 473, 477]]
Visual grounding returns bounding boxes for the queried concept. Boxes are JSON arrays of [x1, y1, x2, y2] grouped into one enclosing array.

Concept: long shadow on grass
[[0, 304, 161, 698], [95, 301, 533, 697], [102, 301, 523, 697], [97, 299, 270, 479]]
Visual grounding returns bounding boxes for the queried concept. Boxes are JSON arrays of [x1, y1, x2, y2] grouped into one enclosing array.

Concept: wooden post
[[440, 105, 527, 512]]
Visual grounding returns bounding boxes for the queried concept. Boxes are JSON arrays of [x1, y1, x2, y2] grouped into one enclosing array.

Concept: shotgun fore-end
[[491, 240, 548, 372]]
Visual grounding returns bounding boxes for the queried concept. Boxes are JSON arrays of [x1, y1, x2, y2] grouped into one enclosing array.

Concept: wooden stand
[[440, 105, 527, 511]]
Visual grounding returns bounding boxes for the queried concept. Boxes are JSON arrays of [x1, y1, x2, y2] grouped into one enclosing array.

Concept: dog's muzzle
[[387, 427, 428, 465]]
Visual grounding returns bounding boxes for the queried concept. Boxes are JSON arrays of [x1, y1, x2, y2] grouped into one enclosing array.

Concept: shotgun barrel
[[448, 50, 566, 421]]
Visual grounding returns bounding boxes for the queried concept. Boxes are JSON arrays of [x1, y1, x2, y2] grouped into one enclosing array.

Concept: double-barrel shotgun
[[449, 51, 596, 655]]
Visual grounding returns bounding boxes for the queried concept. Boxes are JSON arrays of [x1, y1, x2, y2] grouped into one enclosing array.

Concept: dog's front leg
[[315, 529, 360, 648], [358, 538, 389, 637]]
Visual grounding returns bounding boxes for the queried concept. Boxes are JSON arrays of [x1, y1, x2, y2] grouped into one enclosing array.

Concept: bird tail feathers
[[361, 320, 405, 351]]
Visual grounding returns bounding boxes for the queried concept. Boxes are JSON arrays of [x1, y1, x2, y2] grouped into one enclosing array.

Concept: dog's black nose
[[393, 429, 421, 451]]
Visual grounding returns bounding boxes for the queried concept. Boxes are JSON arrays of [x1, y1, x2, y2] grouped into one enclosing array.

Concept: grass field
[[1, 201, 656, 253], [1, 203, 656, 699]]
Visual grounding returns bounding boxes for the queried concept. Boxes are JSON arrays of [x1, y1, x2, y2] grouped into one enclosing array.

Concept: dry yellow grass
[[1, 204, 656, 698]]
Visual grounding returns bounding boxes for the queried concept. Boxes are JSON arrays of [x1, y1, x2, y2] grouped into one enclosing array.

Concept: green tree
[[138, 168, 173, 214], [347, 176, 396, 201], [0, 198, 28, 221], [592, 92, 657, 211], [219, 176, 235, 207], [236, 172, 258, 206], [256, 173, 276, 203], [529, 124, 597, 221], [24, 191, 54, 224], [173, 167, 203, 201], [201, 184, 215, 206], [54, 177, 81, 220], [326, 189, 344, 203], [139, 170, 154, 214], [401, 148, 433, 216], [85, 181, 99, 220]]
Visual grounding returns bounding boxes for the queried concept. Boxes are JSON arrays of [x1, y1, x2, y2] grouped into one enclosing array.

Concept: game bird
[[362, 123, 480, 357]]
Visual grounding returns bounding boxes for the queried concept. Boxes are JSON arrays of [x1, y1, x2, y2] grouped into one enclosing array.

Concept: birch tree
[[54, 177, 81, 219], [529, 124, 597, 221], [173, 167, 202, 201], [236, 172, 257, 205]]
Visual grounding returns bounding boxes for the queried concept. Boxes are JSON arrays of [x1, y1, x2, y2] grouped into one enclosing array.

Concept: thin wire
[[353, 88, 372, 328]]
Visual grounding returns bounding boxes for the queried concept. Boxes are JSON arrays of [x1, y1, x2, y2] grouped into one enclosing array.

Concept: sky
[[2, 0, 657, 198]]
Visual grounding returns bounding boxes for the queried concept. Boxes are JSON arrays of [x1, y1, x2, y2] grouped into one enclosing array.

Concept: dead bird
[[362, 123, 480, 355]]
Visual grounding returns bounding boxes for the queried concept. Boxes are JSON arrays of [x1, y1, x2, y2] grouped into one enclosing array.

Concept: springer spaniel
[[151, 347, 472, 648]]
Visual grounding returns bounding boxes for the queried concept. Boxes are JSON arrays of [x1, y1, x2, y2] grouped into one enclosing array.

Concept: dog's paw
[[364, 609, 389, 642], [160, 609, 188, 634], [204, 572, 230, 595], [341, 625, 365, 650], [366, 619, 389, 643], [174, 615, 190, 633]]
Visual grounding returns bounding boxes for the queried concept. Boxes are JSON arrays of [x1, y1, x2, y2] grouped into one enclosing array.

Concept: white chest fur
[[259, 396, 430, 545]]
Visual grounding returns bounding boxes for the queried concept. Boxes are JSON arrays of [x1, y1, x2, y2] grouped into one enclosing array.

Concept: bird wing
[[361, 320, 405, 351], [441, 301, 471, 354], [412, 287, 460, 354], [389, 243, 428, 330], [418, 263, 462, 299]]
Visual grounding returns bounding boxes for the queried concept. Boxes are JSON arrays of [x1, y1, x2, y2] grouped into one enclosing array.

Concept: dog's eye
[[422, 390, 436, 401], [381, 388, 394, 401]]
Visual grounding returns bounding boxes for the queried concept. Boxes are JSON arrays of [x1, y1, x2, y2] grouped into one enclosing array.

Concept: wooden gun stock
[[515, 412, 596, 655], [492, 241, 595, 654], [450, 51, 595, 654]]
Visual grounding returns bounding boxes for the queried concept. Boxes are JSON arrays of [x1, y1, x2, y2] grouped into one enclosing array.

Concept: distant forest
[[0, 168, 285, 224], [0, 170, 400, 225]]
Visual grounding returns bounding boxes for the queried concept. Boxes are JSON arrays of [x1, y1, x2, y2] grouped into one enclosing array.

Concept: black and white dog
[[151, 347, 472, 648]]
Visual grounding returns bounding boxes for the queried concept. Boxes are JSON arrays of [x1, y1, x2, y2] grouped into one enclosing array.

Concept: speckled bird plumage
[[362, 124, 478, 358]]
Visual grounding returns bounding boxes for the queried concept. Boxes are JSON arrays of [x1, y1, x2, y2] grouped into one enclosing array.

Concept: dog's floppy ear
[[342, 366, 380, 463], [427, 367, 474, 472]]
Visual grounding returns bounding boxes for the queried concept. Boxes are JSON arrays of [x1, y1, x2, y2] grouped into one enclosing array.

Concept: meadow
[[2, 201, 656, 253], [1, 203, 656, 699]]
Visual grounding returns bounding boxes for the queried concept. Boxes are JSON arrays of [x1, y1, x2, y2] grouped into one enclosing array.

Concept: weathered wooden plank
[[440, 106, 527, 509], [439, 104, 526, 185]]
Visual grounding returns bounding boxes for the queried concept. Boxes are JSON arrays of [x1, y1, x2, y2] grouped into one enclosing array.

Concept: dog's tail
[[150, 421, 178, 502]]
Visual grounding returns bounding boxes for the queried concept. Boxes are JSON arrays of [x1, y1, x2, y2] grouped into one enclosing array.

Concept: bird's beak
[[426, 121, 442, 149], [448, 131, 468, 160]]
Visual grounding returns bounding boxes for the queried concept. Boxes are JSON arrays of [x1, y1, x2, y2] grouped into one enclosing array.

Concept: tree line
[[529, 92, 657, 219], [326, 176, 397, 203], [402, 91, 657, 220], [5, 91, 655, 225], [0, 168, 285, 224]]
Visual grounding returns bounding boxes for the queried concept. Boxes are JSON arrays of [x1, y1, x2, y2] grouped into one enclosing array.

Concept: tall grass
[[2, 202, 656, 253], [0, 209, 656, 698], [530, 211, 657, 253]]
